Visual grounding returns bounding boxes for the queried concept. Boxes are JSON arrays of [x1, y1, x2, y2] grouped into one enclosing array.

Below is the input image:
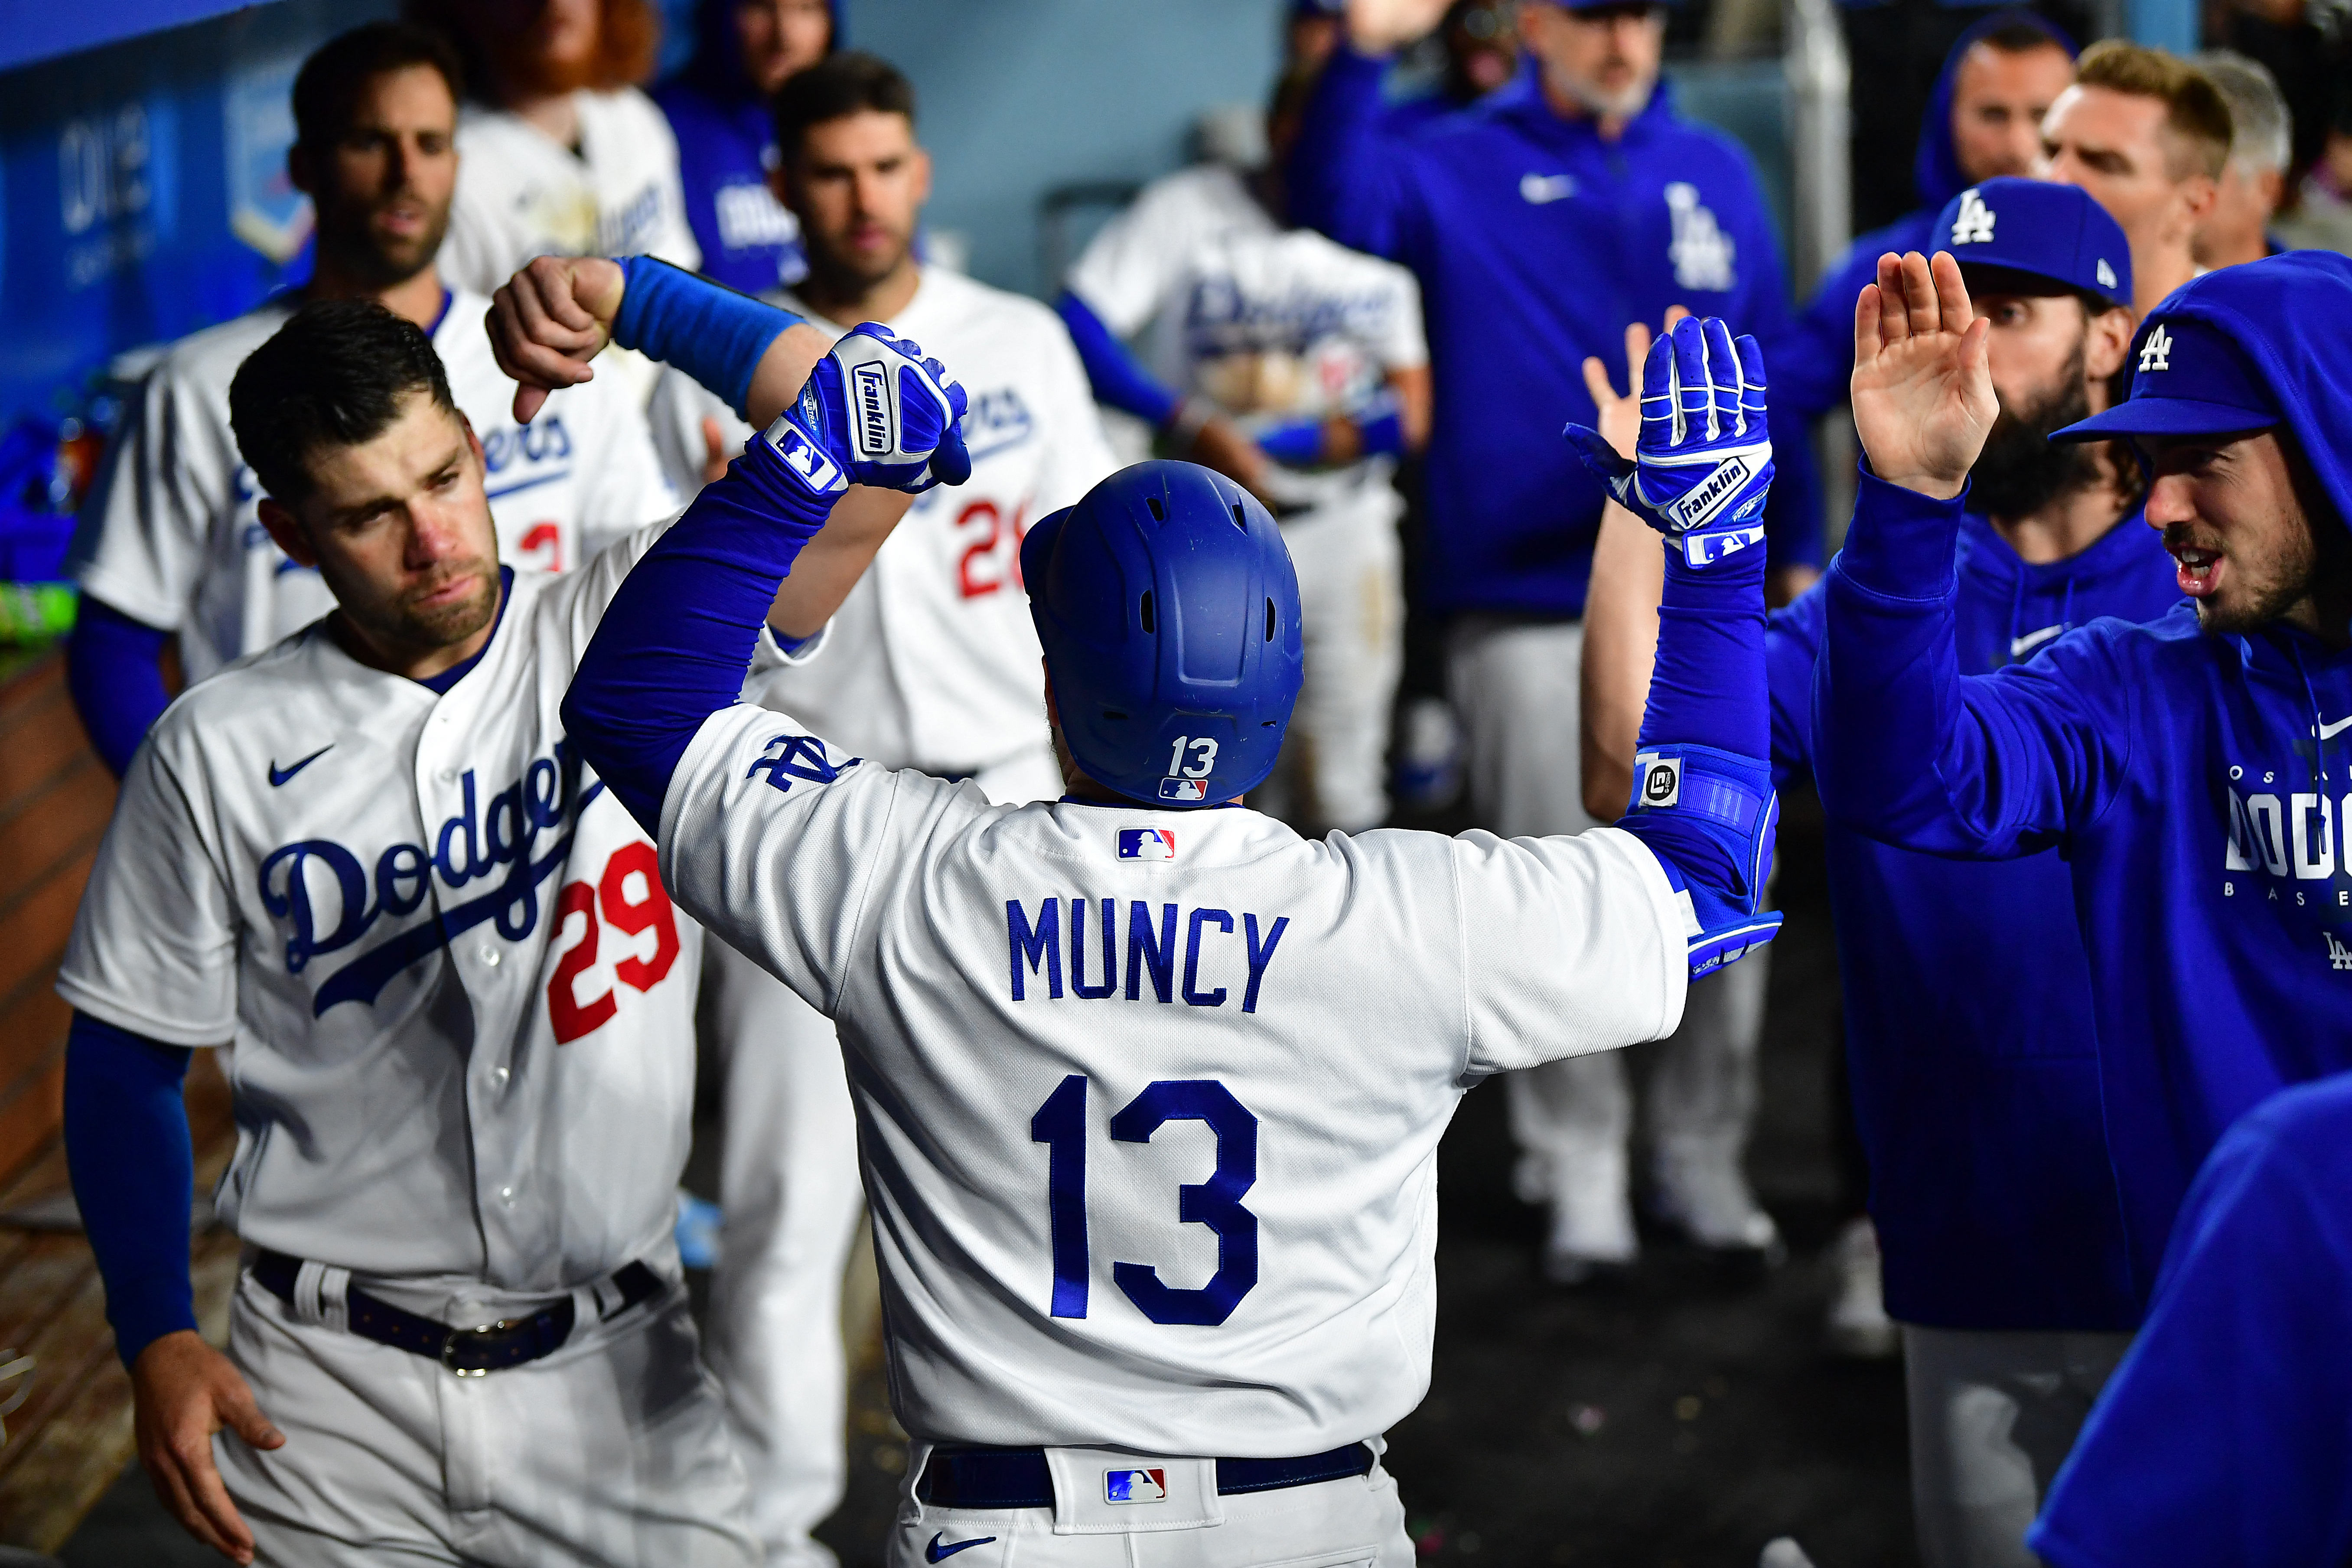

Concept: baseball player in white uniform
[[1061, 79, 1430, 832], [57, 264, 901, 1565], [64, 23, 676, 756], [420, 0, 701, 298], [555, 302, 1786, 1565], [641, 52, 1114, 1567]]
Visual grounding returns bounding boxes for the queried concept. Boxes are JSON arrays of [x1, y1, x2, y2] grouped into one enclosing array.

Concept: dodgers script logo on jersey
[[260, 740, 606, 1013], [2216, 739, 2352, 968]]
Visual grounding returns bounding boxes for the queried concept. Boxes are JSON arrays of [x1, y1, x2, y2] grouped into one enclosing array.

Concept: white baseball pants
[[217, 1268, 755, 1567], [1273, 489, 1405, 833], [1444, 616, 1767, 1209], [1902, 1324, 2133, 1568], [887, 1447, 1411, 1568]]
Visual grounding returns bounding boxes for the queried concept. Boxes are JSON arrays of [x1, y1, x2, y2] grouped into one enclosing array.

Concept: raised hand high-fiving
[[1850, 251, 2000, 501]]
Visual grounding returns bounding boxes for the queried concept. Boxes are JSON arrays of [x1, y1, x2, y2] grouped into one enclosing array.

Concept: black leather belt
[[917, 1441, 1375, 1510], [252, 1251, 661, 1377]]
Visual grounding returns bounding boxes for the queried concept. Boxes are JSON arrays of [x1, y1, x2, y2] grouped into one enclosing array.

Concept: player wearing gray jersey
[[58, 267, 896, 1565], [551, 284, 1784, 1565]]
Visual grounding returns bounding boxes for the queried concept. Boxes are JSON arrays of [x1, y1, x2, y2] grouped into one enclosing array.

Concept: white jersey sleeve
[[1028, 310, 1121, 514], [1366, 253, 1428, 373], [1064, 173, 1226, 336]]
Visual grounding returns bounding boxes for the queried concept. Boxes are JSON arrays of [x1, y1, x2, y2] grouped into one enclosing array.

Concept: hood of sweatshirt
[[1913, 9, 2077, 214], [684, 0, 843, 103]]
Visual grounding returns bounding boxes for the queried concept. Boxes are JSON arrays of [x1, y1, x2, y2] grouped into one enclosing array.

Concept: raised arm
[[1813, 252, 2127, 857], [1285, 0, 1450, 253], [562, 328, 970, 835]]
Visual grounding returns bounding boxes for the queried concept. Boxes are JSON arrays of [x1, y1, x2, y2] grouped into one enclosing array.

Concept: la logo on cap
[[2139, 325, 2173, 373], [2097, 259, 2117, 290], [1950, 189, 1995, 245]]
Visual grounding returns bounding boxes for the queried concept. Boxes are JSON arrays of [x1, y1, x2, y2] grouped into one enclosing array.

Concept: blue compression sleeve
[[1255, 417, 1323, 466], [1054, 291, 1180, 427], [563, 435, 836, 835], [610, 256, 804, 422], [67, 596, 173, 779], [64, 1011, 195, 1367]]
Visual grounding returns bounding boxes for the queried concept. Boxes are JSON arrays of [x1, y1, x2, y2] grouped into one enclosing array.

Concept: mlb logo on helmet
[[1104, 1468, 1168, 1504], [1117, 828, 1177, 862], [1159, 778, 1208, 802]]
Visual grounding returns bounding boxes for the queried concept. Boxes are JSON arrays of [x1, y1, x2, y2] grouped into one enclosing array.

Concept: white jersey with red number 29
[[652, 267, 1118, 775], [59, 525, 701, 1292]]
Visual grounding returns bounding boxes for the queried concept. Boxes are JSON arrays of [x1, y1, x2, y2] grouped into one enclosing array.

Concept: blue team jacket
[[1289, 49, 1821, 618], [2029, 1072, 2352, 1568], [1814, 469, 2352, 1309], [1773, 507, 2178, 1328]]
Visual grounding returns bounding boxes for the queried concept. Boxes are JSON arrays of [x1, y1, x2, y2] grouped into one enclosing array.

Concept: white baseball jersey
[[440, 88, 700, 298], [66, 290, 679, 686], [59, 528, 704, 1291], [655, 703, 1689, 1453], [652, 267, 1118, 773], [1066, 164, 1426, 514]]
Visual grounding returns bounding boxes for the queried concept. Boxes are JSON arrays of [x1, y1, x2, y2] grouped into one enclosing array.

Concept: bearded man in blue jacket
[[1290, 0, 1822, 1282], [1815, 250, 2352, 1357]]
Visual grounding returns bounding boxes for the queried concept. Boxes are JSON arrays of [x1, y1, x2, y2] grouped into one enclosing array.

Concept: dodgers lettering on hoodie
[[1812, 254, 2352, 1309], [1772, 510, 2176, 1329], [1288, 50, 1822, 619]]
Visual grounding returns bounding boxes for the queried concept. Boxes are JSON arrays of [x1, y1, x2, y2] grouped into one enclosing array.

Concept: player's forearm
[[67, 597, 175, 779], [1054, 290, 1181, 427], [1579, 502, 1664, 821], [64, 1012, 199, 1367], [566, 440, 843, 836], [1285, 45, 1396, 252], [765, 487, 915, 642]]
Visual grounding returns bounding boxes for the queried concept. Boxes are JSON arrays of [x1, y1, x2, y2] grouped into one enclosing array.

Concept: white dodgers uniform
[[652, 264, 1120, 1568], [1066, 164, 1425, 831], [67, 290, 678, 686], [440, 89, 700, 299], [653, 701, 1690, 1567], [57, 528, 753, 1567]]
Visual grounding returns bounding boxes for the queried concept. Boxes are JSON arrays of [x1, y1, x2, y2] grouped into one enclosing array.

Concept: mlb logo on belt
[[1104, 1467, 1167, 1504], [1160, 778, 1207, 802], [1117, 828, 1177, 862]]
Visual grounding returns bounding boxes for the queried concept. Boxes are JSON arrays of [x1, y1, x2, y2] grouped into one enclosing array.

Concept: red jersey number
[[547, 841, 681, 1043]]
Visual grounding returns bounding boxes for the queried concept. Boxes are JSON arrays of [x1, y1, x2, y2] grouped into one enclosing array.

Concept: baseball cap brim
[[2051, 398, 2279, 443]]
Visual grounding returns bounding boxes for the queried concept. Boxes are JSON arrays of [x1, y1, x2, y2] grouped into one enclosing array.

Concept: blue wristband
[[1256, 417, 1324, 466], [610, 257, 803, 422]]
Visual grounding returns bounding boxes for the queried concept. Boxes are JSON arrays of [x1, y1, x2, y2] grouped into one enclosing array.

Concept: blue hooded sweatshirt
[[1288, 48, 1822, 617], [652, 1, 841, 296], [1812, 253, 2352, 1310], [1775, 10, 2076, 423], [1773, 505, 2178, 1328], [2028, 1072, 2352, 1568]]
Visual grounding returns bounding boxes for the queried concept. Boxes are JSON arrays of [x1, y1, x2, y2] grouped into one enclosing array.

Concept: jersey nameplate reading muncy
[[654, 702, 1691, 1454]]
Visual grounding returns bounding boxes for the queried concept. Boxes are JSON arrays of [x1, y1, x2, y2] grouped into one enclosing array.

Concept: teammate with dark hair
[[1814, 245, 2352, 1456], [553, 284, 1782, 1566], [62, 20, 677, 779]]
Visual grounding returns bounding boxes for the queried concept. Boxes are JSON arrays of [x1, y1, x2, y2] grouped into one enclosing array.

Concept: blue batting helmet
[[1021, 461, 1304, 808]]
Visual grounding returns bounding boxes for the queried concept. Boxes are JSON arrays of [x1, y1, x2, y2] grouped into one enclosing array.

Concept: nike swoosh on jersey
[[2008, 625, 2067, 658], [2319, 715, 2352, 741], [268, 747, 333, 787], [925, 1534, 996, 1562]]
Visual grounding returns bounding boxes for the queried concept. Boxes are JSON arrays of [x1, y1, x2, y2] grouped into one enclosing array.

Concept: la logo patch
[[2096, 258, 2117, 291], [2328, 931, 2352, 971], [1117, 828, 1176, 862], [1949, 188, 1995, 245], [2139, 325, 2173, 373], [1104, 1468, 1167, 1504]]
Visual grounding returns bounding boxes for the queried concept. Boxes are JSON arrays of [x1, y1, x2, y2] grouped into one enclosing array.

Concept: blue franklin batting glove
[[759, 323, 972, 502], [1620, 743, 1783, 978], [1563, 316, 1773, 570]]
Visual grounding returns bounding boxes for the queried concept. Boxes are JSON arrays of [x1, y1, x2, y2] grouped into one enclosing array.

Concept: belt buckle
[[440, 1318, 518, 1379]]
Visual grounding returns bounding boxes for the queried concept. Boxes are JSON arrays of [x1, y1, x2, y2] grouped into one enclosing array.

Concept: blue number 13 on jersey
[[1029, 1075, 1259, 1326]]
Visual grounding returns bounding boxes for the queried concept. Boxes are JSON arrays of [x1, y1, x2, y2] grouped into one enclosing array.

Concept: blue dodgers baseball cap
[[1934, 177, 2131, 307], [2051, 314, 2280, 443]]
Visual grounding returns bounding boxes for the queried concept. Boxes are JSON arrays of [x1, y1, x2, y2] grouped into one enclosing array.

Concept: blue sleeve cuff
[[67, 596, 174, 779], [610, 257, 803, 424], [1055, 291, 1180, 427], [64, 1011, 196, 1368], [1836, 464, 1967, 600]]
